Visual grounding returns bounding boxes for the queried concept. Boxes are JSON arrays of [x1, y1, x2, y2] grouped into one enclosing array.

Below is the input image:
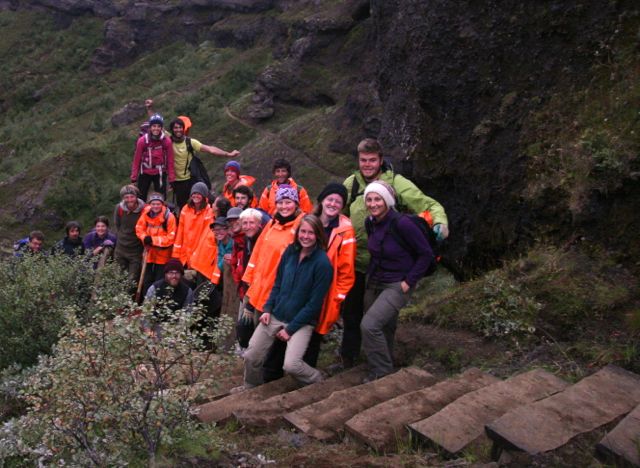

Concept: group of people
[[18, 121, 450, 387]]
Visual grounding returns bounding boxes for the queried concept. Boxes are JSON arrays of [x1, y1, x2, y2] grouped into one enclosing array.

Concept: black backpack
[[365, 213, 439, 277], [185, 137, 212, 190]]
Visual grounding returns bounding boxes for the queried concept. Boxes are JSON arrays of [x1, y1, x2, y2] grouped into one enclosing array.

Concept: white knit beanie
[[364, 181, 396, 209]]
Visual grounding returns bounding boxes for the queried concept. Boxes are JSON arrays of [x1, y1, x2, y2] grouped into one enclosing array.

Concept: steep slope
[[0, 0, 638, 278]]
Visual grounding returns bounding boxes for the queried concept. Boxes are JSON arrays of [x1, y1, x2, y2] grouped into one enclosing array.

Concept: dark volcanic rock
[[111, 102, 145, 127]]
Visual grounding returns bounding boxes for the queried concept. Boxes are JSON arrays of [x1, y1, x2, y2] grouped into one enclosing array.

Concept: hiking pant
[[361, 280, 413, 378], [263, 331, 323, 383], [137, 173, 167, 202], [115, 250, 142, 287], [340, 271, 366, 363], [244, 317, 321, 387], [172, 179, 194, 210]]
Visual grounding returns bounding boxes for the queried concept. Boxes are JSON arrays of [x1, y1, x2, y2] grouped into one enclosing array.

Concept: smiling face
[[274, 167, 289, 184], [365, 192, 389, 220], [165, 270, 182, 287], [123, 193, 137, 210], [149, 123, 163, 137], [276, 198, 297, 218], [225, 170, 239, 185], [149, 200, 164, 214], [171, 122, 184, 139], [358, 152, 383, 182], [297, 220, 317, 250], [191, 193, 204, 206], [241, 216, 261, 238], [321, 194, 344, 220], [234, 193, 249, 209], [95, 221, 108, 238], [213, 225, 229, 242]]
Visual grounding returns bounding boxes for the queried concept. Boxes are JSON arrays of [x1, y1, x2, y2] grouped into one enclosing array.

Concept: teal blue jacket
[[263, 243, 333, 335]]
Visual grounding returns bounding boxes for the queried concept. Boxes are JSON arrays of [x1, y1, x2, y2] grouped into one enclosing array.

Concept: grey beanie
[[190, 182, 209, 198]]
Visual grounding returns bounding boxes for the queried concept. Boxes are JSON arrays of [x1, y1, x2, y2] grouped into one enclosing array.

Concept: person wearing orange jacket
[[171, 182, 214, 267], [242, 185, 304, 317], [262, 182, 356, 382], [189, 224, 221, 286], [222, 161, 257, 207], [135, 192, 177, 294], [258, 158, 314, 215]]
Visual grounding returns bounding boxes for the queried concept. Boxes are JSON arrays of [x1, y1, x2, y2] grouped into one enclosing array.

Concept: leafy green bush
[[0, 299, 232, 466], [0, 254, 129, 370]]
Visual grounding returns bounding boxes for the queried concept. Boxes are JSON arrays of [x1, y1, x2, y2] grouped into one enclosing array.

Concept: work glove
[[433, 223, 449, 242], [143, 236, 153, 246], [240, 307, 254, 325], [102, 240, 114, 247]]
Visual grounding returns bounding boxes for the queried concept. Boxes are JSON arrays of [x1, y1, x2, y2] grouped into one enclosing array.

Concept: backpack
[[13, 237, 29, 253], [365, 213, 440, 277], [185, 137, 211, 189]]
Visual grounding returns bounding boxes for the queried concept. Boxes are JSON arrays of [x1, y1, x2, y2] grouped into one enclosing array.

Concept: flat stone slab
[[192, 375, 301, 424], [284, 367, 437, 442], [233, 366, 369, 427], [596, 403, 640, 466], [486, 365, 640, 455], [409, 368, 568, 455], [344, 368, 500, 452]]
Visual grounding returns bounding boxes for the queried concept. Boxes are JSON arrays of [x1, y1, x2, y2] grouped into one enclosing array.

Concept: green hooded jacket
[[343, 168, 448, 273]]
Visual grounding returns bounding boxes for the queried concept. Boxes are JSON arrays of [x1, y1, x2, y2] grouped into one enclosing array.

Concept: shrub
[[0, 298, 233, 466], [0, 254, 129, 370]]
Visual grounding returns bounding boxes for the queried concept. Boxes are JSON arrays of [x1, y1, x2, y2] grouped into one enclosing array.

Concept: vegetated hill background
[[0, 0, 638, 282]]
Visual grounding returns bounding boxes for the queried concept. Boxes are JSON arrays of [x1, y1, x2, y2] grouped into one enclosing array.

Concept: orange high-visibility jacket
[[189, 228, 221, 284], [172, 203, 214, 266], [222, 175, 258, 207], [135, 205, 176, 264], [258, 177, 314, 216], [315, 214, 356, 335], [242, 212, 303, 311]]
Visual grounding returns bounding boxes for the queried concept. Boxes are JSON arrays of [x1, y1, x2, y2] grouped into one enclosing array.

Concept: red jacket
[[258, 178, 314, 215], [229, 231, 248, 298], [135, 205, 176, 265], [242, 212, 303, 311], [315, 215, 356, 334], [131, 133, 175, 182]]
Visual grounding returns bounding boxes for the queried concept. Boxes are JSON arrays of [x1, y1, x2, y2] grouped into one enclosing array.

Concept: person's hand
[[276, 328, 291, 341], [223, 253, 232, 265], [433, 223, 449, 241], [259, 312, 271, 326], [144, 98, 154, 108], [92, 246, 103, 256], [400, 281, 410, 293], [240, 307, 254, 325], [227, 150, 240, 158], [143, 236, 153, 246], [103, 240, 114, 247], [167, 183, 174, 192]]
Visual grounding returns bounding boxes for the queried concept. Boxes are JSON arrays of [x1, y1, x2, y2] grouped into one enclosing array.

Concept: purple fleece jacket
[[366, 210, 434, 287]]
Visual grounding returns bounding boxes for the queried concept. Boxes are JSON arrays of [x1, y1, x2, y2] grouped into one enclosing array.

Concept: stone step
[[192, 375, 301, 424], [284, 367, 437, 442], [486, 365, 640, 456], [233, 366, 369, 427], [409, 368, 568, 455], [596, 403, 640, 467], [344, 368, 500, 452]]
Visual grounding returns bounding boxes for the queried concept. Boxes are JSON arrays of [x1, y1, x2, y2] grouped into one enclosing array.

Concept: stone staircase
[[192, 363, 640, 465]]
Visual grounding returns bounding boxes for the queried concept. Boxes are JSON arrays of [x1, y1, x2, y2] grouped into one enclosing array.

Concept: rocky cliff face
[[3, 0, 638, 276]]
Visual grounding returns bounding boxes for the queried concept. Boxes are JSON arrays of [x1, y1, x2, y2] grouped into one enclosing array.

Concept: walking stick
[[91, 246, 113, 302], [135, 248, 148, 304]]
